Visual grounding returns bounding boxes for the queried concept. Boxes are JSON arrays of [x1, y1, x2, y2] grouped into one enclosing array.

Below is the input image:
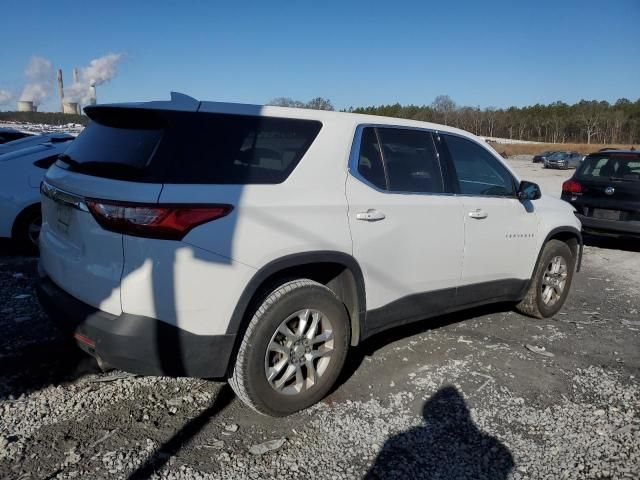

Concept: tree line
[[270, 95, 640, 145], [4, 96, 639, 145]]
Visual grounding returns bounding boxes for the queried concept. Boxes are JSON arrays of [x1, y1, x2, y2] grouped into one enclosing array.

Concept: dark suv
[[562, 150, 640, 237]]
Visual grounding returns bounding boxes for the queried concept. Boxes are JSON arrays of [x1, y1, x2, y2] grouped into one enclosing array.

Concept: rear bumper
[[576, 214, 640, 237], [37, 276, 236, 378]]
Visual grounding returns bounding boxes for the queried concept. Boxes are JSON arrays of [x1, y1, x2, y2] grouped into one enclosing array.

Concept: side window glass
[[376, 128, 443, 193], [357, 127, 387, 189], [165, 115, 321, 184], [443, 134, 515, 196]]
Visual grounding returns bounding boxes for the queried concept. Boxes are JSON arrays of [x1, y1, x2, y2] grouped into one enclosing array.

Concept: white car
[[37, 93, 582, 416], [0, 132, 74, 155], [0, 139, 73, 250]]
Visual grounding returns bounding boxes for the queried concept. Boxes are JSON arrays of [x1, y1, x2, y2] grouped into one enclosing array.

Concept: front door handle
[[356, 209, 386, 221], [468, 209, 488, 219]]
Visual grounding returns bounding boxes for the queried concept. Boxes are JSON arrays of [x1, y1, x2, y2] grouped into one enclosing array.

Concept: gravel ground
[[1, 159, 638, 479]]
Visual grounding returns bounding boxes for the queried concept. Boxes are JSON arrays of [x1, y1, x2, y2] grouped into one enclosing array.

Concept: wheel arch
[[225, 251, 366, 359], [537, 226, 583, 273]]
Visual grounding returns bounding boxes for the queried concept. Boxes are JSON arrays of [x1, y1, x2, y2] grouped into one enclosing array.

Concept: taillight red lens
[[86, 200, 233, 240], [562, 180, 582, 194]]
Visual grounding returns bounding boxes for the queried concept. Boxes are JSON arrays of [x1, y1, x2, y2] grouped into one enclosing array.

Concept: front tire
[[516, 240, 576, 318], [229, 279, 350, 416]]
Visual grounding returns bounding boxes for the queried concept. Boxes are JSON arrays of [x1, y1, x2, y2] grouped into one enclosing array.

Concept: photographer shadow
[[366, 386, 514, 480]]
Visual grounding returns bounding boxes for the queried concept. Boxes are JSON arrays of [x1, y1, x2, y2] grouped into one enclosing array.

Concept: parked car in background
[[0, 127, 33, 144], [562, 149, 640, 238], [37, 93, 582, 416], [544, 151, 582, 169], [0, 132, 74, 155], [0, 139, 74, 250], [532, 150, 556, 164]]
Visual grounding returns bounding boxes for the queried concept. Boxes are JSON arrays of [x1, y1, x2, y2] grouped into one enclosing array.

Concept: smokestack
[[72, 68, 81, 114], [88, 81, 97, 105], [57, 69, 64, 113]]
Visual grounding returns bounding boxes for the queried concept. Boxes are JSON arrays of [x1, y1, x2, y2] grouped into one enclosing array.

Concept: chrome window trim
[[40, 180, 89, 212], [348, 123, 520, 199]]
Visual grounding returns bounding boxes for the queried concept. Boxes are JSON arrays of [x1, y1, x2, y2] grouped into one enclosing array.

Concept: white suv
[[37, 93, 582, 416]]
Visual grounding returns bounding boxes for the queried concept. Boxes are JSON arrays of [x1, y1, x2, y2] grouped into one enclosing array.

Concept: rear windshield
[[62, 122, 162, 177], [57, 108, 322, 183], [576, 154, 640, 182]]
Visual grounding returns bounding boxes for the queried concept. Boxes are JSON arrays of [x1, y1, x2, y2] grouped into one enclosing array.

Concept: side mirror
[[518, 180, 541, 200]]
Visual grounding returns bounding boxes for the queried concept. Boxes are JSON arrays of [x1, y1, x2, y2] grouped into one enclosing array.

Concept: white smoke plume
[[64, 53, 123, 104], [19, 56, 54, 105], [0, 89, 13, 105]]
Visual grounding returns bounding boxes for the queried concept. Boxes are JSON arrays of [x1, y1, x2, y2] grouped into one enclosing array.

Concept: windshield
[[549, 152, 569, 160], [576, 154, 640, 181]]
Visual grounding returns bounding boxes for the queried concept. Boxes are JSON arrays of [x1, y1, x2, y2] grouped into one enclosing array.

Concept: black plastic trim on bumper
[[577, 214, 640, 236], [36, 276, 235, 378]]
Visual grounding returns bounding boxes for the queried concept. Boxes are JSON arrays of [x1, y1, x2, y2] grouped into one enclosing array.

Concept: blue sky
[[1, 0, 638, 112]]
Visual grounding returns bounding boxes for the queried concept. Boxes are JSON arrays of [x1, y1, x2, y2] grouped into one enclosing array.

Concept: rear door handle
[[468, 209, 488, 219], [356, 209, 386, 221]]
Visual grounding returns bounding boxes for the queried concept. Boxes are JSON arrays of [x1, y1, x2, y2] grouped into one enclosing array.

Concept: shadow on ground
[[336, 302, 514, 392], [0, 240, 102, 399], [127, 384, 234, 480], [583, 233, 640, 253], [366, 386, 514, 479]]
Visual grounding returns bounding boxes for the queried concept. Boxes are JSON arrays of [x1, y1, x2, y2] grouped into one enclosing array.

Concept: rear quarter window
[[166, 113, 322, 184]]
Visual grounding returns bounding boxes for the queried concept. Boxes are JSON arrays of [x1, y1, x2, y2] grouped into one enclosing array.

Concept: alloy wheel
[[541, 255, 568, 306], [264, 308, 334, 395]]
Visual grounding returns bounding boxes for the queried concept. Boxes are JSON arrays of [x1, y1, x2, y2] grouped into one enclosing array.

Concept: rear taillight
[[562, 180, 582, 194], [86, 200, 233, 240]]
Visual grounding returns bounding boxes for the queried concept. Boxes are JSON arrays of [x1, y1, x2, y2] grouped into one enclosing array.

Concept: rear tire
[[516, 240, 576, 318], [12, 205, 41, 254], [229, 279, 350, 416]]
